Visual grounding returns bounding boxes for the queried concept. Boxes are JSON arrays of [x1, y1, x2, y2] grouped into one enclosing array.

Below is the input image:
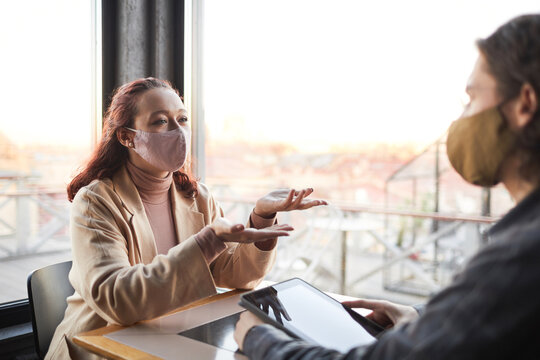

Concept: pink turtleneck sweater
[[126, 161, 276, 263]]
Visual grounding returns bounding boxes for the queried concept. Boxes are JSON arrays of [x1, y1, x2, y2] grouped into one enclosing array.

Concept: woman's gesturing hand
[[210, 217, 294, 244], [254, 188, 328, 218], [342, 299, 419, 329]]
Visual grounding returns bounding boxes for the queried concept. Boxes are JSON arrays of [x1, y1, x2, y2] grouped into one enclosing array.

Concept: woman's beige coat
[[46, 166, 276, 359]]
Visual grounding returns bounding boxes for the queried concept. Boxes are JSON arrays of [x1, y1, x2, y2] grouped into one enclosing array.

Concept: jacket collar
[[111, 166, 204, 263], [170, 181, 205, 244], [488, 185, 540, 237], [111, 165, 143, 216]]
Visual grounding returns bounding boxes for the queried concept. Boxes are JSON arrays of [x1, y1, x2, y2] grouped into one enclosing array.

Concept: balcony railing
[[0, 175, 70, 259], [0, 177, 499, 303], [214, 194, 498, 300]]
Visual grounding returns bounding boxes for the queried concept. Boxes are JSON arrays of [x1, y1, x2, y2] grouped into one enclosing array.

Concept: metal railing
[[0, 176, 70, 259], [214, 194, 498, 297], [0, 177, 499, 299]]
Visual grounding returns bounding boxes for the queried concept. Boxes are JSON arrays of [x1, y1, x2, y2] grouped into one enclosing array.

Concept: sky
[[0, 1, 539, 152], [203, 0, 540, 152], [0, 0, 92, 148]]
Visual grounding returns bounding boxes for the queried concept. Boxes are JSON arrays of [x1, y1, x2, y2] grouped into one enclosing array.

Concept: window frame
[[0, 0, 101, 336], [184, 0, 207, 181]]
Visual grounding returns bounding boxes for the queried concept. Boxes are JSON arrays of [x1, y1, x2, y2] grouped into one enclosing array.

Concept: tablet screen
[[240, 278, 380, 353], [177, 312, 241, 353]]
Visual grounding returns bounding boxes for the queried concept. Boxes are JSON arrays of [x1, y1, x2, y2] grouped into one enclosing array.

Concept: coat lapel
[[112, 166, 158, 264], [170, 183, 205, 244], [112, 166, 205, 264]]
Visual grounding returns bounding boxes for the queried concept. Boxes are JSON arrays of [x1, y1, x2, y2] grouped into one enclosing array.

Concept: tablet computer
[[239, 278, 385, 353]]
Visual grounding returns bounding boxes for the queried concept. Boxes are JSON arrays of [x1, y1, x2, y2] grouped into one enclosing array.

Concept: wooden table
[[73, 289, 245, 360]]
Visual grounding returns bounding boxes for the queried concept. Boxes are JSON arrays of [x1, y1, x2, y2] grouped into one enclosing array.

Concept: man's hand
[[342, 299, 419, 328], [234, 311, 265, 352]]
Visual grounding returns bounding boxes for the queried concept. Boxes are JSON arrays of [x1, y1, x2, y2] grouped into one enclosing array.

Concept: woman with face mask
[[46, 78, 327, 360], [234, 14, 540, 360]]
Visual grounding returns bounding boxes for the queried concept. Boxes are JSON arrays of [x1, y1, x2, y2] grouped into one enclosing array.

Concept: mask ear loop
[[502, 95, 540, 152], [496, 98, 515, 129], [508, 100, 540, 153], [496, 97, 538, 149], [494, 99, 525, 183], [121, 127, 137, 148]]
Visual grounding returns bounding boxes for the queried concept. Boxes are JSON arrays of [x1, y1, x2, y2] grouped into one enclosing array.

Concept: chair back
[[27, 260, 74, 359]]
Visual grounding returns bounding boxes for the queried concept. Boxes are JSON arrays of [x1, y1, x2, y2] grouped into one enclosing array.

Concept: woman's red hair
[[67, 77, 198, 202]]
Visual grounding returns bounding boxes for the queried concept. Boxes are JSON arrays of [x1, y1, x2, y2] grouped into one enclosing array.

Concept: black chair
[[27, 261, 74, 359]]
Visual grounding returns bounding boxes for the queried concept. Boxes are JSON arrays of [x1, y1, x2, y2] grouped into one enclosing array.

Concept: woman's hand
[[254, 188, 328, 218], [342, 299, 418, 328], [234, 311, 264, 352], [210, 217, 293, 244]]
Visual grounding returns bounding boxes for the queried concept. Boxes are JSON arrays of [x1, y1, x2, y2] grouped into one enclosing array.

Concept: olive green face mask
[[446, 105, 517, 187]]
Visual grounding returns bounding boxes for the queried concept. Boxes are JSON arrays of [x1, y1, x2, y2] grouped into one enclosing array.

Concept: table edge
[[73, 289, 245, 359]]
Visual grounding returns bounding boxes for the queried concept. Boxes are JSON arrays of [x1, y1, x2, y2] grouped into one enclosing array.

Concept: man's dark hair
[[476, 14, 540, 182]]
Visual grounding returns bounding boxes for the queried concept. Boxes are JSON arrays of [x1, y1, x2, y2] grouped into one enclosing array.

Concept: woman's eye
[[155, 118, 167, 125], [177, 117, 188, 124]]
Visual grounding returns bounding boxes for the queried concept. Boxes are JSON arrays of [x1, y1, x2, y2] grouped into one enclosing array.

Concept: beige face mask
[[446, 105, 517, 187]]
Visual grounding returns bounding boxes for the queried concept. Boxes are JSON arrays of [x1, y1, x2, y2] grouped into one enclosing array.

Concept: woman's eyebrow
[[149, 109, 186, 117], [149, 109, 169, 117]]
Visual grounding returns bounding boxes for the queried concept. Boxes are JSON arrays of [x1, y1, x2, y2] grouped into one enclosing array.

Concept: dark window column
[[101, 0, 184, 115]]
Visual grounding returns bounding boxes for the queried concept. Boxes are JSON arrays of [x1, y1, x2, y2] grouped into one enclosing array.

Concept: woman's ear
[[116, 128, 135, 148], [514, 83, 538, 129]]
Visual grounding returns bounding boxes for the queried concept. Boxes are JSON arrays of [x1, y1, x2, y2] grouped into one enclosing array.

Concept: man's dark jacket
[[243, 187, 540, 360]]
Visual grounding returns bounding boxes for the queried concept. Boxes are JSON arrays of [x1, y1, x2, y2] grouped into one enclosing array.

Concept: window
[[200, 0, 538, 299], [0, 1, 95, 304]]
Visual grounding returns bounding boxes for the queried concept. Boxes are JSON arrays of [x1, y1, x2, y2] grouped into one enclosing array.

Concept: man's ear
[[514, 83, 538, 129], [116, 128, 135, 148]]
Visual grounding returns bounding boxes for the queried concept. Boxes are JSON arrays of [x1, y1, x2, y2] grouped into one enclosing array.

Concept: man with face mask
[[234, 14, 540, 360]]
